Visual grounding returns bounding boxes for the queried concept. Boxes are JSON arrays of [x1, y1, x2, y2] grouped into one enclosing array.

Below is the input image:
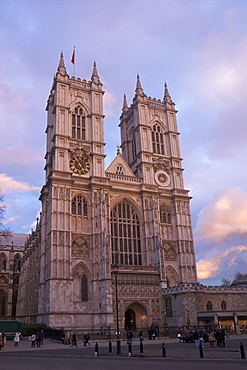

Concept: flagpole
[[71, 46, 76, 77], [74, 46, 76, 77]]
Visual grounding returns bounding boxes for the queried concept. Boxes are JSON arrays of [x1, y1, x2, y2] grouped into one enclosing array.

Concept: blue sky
[[0, 0, 247, 286]]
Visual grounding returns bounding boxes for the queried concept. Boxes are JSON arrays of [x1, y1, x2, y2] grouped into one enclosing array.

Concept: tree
[[221, 278, 231, 286], [232, 272, 247, 284], [0, 193, 12, 240]]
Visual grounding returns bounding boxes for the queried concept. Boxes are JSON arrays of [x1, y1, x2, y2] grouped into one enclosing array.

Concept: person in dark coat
[[71, 333, 78, 347], [84, 333, 90, 346], [219, 329, 226, 347], [193, 330, 200, 349]]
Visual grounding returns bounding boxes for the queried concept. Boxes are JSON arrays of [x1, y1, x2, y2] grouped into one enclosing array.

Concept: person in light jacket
[[14, 331, 21, 347]]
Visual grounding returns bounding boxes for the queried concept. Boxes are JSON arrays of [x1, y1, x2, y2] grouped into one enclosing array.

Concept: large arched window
[[111, 200, 142, 266], [72, 106, 86, 140], [0, 289, 7, 316], [81, 275, 88, 301], [207, 300, 213, 311], [151, 124, 165, 155], [160, 204, 171, 224], [72, 195, 87, 216], [0, 253, 7, 271], [14, 254, 21, 272]]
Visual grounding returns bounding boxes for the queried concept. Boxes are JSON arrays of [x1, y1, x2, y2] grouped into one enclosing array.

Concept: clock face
[[154, 170, 170, 187], [70, 157, 90, 174]]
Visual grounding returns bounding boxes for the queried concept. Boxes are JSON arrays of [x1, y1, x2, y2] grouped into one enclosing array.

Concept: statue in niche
[[164, 244, 176, 261], [72, 236, 89, 258]]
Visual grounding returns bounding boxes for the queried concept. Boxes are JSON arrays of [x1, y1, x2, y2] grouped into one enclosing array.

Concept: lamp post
[[113, 263, 121, 354]]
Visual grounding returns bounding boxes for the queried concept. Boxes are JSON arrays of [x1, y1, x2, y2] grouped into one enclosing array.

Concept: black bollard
[[109, 340, 112, 353], [162, 342, 166, 357], [117, 339, 121, 354], [199, 344, 204, 358], [128, 343, 132, 356], [140, 339, 144, 353], [240, 342, 246, 359], [94, 342, 99, 356]]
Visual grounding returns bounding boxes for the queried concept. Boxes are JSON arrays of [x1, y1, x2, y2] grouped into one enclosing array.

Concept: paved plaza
[[0, 334, 246, 369]]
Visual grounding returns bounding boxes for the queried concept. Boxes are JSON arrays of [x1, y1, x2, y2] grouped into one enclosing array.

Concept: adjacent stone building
[[162, 284, 247, 332], [0, 234, 26, 318]]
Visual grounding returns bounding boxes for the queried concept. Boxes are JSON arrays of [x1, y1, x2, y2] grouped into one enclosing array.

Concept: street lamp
[[112, 263, 121, 354]]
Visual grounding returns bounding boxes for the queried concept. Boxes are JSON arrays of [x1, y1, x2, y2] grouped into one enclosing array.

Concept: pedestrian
[[193, 330, 200, 349], [126, 330, 133, 344], [71, 333, 78, 347], [84, 333, 90, 346], [1, 332, 5, 348], [208, 332, 216, 348], [199, 331, 204, 347], [36, 331, 41, 347], [219, 329, 226, 348], [30, 334, 36, 347], [61, 331, 65, 344], [40, 330, 45, 345], [14, 331, 21, 347], [0, 332, 2, 350], [64, 331, 70, 345], [177, 328, 183, 342], [215, 329, 221, 347], [148, 329, 152, 340]]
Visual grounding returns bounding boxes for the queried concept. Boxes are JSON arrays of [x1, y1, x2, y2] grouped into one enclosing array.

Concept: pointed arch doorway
[[125, 303, 148, 330]]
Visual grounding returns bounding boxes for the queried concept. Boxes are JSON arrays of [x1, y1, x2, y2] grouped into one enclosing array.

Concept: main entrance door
[[125, 308, 136, 330], [124, 303, 148, 330]]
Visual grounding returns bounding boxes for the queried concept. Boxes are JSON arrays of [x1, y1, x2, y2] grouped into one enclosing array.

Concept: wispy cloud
[[197, 245, 247, 279], [0, 173, 40, 194], [0, 146, 43, 166]]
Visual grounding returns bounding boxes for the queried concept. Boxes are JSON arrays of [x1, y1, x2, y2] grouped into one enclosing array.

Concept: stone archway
[[124, 302, 148, 330]]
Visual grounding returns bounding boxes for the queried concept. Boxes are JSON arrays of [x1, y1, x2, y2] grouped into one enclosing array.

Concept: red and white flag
[[71, 48, 75, 64]]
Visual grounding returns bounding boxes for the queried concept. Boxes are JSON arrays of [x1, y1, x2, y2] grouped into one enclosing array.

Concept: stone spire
[[163, 82, 176, 110], [135, 74, 144, 95], [57, 51, 67, 76], [123, 94, 128, 110], [164, 82, 172, 103], [91, 61, 100, 83]]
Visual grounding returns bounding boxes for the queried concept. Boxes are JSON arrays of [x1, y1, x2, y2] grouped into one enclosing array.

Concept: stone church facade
[[16, 53, 197, 331], [12, 53, 246, 333]]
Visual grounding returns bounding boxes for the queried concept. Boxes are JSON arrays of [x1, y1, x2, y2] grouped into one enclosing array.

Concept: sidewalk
[[1, 334, 246, 360]]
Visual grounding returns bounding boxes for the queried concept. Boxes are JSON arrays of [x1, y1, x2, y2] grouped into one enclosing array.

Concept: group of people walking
[[178, 327, 228, 349], [29, 330, 44, 347], [61, 331, 89, 347]]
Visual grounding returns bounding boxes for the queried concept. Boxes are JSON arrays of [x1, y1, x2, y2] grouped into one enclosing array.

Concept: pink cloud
[[195, 186, 247, 243], [0, 173, 40, 194], [0, 145, 43, 166], [197, 245, 247, 279]]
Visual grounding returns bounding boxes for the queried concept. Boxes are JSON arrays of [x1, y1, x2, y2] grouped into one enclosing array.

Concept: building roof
[[0, 233, 28, 247]]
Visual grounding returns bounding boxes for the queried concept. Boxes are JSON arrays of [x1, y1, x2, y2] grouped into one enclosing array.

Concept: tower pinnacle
[[123, 94, 128, 110], [57, 51, 67, 76], [135, 74, 144, 95], [164, 82, 172, 103], [91, 61, 101, 84]]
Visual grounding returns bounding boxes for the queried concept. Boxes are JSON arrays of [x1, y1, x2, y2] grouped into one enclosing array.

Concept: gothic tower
[[38, 53, 112, 329], [119, 75, 198, 288]]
